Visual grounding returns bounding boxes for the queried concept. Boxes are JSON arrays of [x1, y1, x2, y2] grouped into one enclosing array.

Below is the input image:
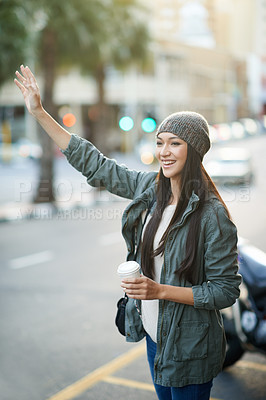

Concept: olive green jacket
[[62, 134, 241, 388]]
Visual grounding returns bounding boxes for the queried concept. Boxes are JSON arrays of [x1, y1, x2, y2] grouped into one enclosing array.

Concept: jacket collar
[[123, 186, 156, 221], [172, 191, 200, 229], [123, 188, 200, 230]]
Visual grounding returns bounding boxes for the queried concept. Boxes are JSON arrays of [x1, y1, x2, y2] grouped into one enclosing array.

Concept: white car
[[205, 148, 254, 185]]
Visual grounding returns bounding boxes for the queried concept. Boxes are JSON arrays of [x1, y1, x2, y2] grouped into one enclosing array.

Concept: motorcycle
[[222, 237, 266, 368]]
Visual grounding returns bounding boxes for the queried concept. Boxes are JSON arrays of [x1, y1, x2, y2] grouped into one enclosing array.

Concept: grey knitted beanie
[[156, 111, 211, 160]]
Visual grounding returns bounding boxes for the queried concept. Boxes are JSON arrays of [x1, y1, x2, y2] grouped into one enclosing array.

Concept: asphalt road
[[0, 200, 133, 400], [1, 135, 266, 400]]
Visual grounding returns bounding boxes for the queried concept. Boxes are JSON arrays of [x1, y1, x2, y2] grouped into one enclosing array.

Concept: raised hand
[[14, 65, 43, 116], [14, 65, 71, 150]]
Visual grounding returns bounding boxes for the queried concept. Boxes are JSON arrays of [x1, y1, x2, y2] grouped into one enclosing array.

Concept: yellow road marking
[[103, 376, 155, 391], [46, 343, 146, 400], [103, 376, 221, 400], [46, 338, 263, 400], [237, 360, 266, 372]]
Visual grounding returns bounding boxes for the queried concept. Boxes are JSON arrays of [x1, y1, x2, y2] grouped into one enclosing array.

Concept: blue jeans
[[146, 335, 213, 400]]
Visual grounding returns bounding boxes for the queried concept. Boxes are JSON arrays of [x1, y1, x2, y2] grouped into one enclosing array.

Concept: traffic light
[[119, 116, 134, 131], [141, 117, 156, 133], [118, 113, 157, 132]]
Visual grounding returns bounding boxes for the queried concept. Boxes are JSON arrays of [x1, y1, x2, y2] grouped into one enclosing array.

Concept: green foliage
[[0, 0, 150, 84], [75, 0, 151, 75], [0, 0, 30, 86]]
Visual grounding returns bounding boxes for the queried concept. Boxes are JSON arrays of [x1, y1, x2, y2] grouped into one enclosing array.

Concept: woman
[[15, 65, 241, 400]]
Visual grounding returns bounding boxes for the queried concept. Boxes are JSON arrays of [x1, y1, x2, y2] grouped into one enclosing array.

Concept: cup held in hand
[[117, 261, 141, 280]]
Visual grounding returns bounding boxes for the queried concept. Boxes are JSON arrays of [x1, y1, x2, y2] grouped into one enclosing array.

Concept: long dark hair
[[141, 144, 230, 285]]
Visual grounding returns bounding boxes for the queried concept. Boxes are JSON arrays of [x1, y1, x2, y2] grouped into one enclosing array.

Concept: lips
[[161, 160, 176, 168]]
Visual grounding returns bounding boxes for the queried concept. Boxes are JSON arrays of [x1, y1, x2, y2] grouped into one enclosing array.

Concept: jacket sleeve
[[192, 204, 242, 310], [61, 134, 156, 199]]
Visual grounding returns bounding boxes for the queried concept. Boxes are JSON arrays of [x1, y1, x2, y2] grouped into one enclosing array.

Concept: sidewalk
[[0, 188, 126, 223], [0, 150, 152, 224]]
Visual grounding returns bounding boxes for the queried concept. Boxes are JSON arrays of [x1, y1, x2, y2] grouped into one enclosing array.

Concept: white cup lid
[[117, 261, 140, 275]]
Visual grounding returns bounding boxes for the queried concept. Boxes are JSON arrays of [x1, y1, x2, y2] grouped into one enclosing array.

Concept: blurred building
[[0, 0, 265, 149], [146, 0, 261, 122], [254, 0, 266, 117]]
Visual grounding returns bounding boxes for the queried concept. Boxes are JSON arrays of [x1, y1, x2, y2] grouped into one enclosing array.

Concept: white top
[[141, 205, 176, 343]]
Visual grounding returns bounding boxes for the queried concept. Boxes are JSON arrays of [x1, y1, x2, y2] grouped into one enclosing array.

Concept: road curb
[[0, 190, 128, 224], [0, 199, 97, 224]]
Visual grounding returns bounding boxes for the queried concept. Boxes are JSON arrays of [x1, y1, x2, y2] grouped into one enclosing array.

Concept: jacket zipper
[[154, 300, 165, 373]]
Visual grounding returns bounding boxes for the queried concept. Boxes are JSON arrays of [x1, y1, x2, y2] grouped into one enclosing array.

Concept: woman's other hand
[[14, 65, 43, 117], [121, 276, 194, 305], [121, 275, 162, 300]]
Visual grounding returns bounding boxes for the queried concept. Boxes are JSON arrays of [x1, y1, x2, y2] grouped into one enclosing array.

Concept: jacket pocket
[[172, 321, 209, 361]]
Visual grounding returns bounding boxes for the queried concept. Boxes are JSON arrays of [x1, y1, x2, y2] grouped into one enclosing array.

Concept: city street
[[1, 0, 266, 398], [0, 135, 266, 399]]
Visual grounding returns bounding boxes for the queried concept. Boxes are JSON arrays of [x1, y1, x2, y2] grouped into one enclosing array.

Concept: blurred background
[[1, 1, 266, 400], [0, 0, 266, 207]]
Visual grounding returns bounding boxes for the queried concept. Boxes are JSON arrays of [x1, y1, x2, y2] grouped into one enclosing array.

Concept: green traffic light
[[141, 118, 156, 133], [119, 116, 134, 131]]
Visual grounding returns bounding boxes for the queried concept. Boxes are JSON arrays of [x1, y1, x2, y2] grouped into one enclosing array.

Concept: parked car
[[204, 147, 254, 185]]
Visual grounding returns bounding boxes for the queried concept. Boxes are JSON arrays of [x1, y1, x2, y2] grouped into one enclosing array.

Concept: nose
[[160, 143, 171, 157]]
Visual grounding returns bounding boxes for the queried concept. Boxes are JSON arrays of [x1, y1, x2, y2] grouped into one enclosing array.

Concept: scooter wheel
[[223, 332, 245, 369]]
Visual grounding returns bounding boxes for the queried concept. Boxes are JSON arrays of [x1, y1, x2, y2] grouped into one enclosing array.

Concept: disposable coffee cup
[[117, 261, 141, 281]]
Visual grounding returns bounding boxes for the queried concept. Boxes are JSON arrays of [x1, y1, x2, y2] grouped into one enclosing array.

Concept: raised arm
[[14, 65, 71, 151], [14, 65, 157, 199]]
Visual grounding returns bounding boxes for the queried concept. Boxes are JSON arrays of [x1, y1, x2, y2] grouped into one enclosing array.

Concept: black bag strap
[[124, 198, 155, 302], [133, 198, 155, 261]]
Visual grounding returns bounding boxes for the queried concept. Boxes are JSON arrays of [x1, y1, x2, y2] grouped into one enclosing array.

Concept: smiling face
[[155, 132, 188, 184]]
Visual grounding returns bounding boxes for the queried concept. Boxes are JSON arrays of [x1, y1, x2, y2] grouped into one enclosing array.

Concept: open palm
[[14, 65, 42, 115]]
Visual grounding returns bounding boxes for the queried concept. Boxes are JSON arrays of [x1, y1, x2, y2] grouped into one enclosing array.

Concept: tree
[[30, 0, 107, 202], [34, 0, 150, 203], [72, 0, 151, 151], [0, 0, 30, 160]]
